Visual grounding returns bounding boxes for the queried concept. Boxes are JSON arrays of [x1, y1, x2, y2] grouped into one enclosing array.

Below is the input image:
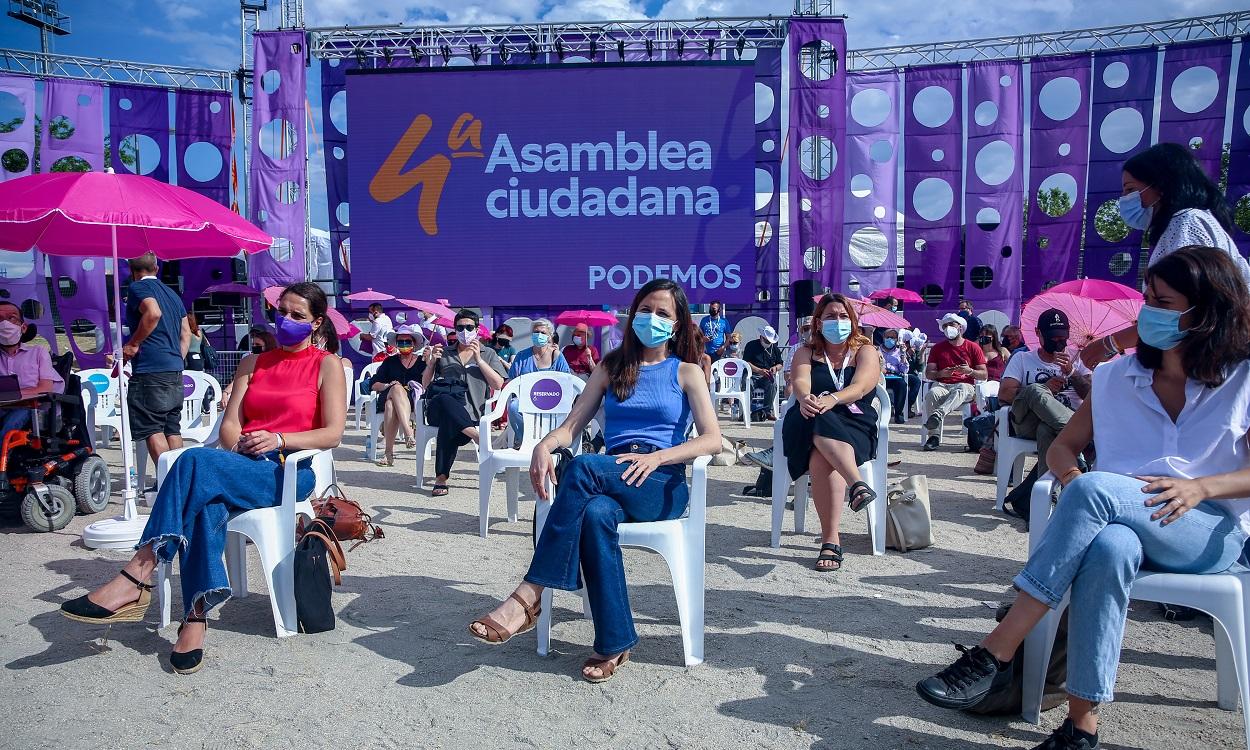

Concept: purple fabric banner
[[0, 75, 36, 181], [43, 80, 108, 366], [1024, 54, 1093, 296], [109, 84, 170, 183], [248, 30, 308, 291], [750, 46, 783, 325], [1158, 40, 1232, 182], [175, 90, 236, 307], [840, 70, 899, 297], [787, 18, 847, 289], [321, 58, 353, 293], [0, 250, 56, 354], [1082, 49, 1156, 284], [903, 65, 963, 320], [963, 61, 1023, 319], [1227, 40, 1250, 257]]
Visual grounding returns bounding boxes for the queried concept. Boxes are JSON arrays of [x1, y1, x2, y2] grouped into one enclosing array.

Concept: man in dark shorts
[[123, 252, 190, 464]]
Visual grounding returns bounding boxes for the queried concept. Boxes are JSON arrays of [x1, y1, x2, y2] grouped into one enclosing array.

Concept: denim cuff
[[1013, 569, 1064, 609]]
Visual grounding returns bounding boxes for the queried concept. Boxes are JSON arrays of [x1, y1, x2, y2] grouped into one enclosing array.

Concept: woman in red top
[[61, 282, 346, 674]]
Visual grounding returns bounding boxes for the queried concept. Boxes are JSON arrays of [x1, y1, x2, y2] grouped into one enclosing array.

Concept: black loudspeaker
[[792, 279, 820, 319]]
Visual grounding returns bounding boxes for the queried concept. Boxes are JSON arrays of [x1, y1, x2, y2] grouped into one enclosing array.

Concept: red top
[[927, 339, 987, 384], [562, 344, 599, 375], [241, 346, 330, 434], [986, 352, 1007, 381]]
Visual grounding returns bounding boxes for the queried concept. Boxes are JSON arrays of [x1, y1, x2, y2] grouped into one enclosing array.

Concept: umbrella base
[[81, 515, 147, 550]]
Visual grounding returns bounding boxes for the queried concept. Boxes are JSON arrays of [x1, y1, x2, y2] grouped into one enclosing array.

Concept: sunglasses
[[397, 340, 416, 347], [455, 323, 476, 332]]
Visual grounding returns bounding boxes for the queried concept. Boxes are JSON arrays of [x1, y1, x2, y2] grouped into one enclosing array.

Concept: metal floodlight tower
[[792, 0, 833, 15], [7, 0, 71, 74]]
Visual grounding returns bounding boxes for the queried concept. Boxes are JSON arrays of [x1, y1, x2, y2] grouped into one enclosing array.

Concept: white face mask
[[456, 329, 478, 346], [943, 325, 961, 340], [0, 320, 21, 346]]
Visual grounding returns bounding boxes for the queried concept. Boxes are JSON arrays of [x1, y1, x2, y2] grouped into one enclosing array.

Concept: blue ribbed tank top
[[603, 356, 692, 451]]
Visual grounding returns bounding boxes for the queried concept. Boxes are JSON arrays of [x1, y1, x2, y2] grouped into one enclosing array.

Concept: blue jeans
[[525, 453, 689, 655], [507, 398, 525, 447], [138, 449, 314, 618], [1016, 471, 1247, 702]]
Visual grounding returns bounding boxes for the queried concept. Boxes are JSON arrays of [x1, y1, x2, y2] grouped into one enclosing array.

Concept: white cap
[[394, 325, 427, 347], [760, 325, 778, 343], [938, 313, 967, 333]]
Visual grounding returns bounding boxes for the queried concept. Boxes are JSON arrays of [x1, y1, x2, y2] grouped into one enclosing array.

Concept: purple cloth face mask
[[274, 313, 314, 346]]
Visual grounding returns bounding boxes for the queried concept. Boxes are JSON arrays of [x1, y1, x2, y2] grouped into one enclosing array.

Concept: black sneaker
[[922, 436, 940, 452], [924, 413, 942, 431], [916, 644, 1012, 710], [1032, 719, 1099, 749]]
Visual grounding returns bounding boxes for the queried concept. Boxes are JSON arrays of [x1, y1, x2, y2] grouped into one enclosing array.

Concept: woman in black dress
[[782, 293, 881, 571], [371, 325, 427, 466]]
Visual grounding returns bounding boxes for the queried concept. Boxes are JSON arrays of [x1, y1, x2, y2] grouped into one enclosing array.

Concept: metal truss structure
[[848, 10, 1250, 71], [0, 47, 232, 91]]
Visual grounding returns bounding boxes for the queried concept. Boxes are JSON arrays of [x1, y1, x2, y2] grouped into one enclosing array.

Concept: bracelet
[[276, 432, 285, 451], [1059, 467, 1082, 485], [1102, 335, 1120, 359]]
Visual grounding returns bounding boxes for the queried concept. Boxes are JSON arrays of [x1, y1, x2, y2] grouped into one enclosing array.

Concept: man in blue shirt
[[123, 252, 190, 465], [699, 300, 731, 360]]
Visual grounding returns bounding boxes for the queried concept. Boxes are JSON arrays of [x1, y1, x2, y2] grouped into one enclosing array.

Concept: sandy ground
[[0, 415, 1243, 750]]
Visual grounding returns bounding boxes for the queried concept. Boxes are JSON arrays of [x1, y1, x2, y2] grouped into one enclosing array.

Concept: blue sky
[[0, 0, 1245, 232]]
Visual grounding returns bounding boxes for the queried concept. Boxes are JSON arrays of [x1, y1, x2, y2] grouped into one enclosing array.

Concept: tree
[[0, 116, 21, 134], [1036, 186, 1073, 218], [1093, 199, 1130, 243]]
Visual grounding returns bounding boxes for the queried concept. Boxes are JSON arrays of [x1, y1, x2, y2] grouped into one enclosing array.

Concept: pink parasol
[[0, 170, 271, 549], [555, 309, 619, 327], [868, 287, 925, 304], [1042, 279, 1141, 301], [395, 297, 456, 320], [1021, 293, 1139, 351], [343, 288, 394, 303], [262, 285, 359, 339]]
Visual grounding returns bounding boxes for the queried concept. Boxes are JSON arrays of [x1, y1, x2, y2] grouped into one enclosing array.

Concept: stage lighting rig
[[736, 37, 746, 57], [497, 42, 509, 62], [707, 38, 715, 56], [470, 43, 482, 62], [645, 38, 653, 58], [589, 39, 597, 58], [617, 39, 626, 60], [528, 41, 539, 60], [555, 38, 565, 60], [382, 46, 393, 63], [354, 49, 367, 67], [440, 44, 452, 63], [409, 43, 422, 63], [675, 38, 684, 57]]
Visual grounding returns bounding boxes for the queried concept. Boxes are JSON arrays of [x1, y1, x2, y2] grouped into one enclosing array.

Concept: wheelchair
[[0, 347, 110, 532]]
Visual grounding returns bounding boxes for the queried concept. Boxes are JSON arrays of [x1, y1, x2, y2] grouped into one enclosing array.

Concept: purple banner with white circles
[[248, 30, 308, 292], [787, 18, 847, 289], [109, 84, 170, 183], [0, 75, 36, 181], [321, 58, 354, 293], [841, 71, 900, 299], [903, 65, 963, 324], [1227, 42, 1250, 257], [175, 90, 236, 308], [0, 249, 55, 354], [347, 63, 756, 306], [963, 61, 1023, 321], [1082, 49, 1156, 284], [1158, 40, 1232, 183], [1025, 54, 1092, 297], [748, 45, 782, 326]]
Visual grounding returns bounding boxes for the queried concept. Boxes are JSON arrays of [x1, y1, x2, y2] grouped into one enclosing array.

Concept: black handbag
[[293, 518, 346, 634]]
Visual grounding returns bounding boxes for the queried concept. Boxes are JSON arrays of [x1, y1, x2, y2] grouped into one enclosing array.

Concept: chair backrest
[[710, 358, 749, 393], [355, 361, 381, 396], [511, 371, 585, 449], [342, 362, 355, 409], [180, 371, 223, 443], [78, 367, 119, 426]]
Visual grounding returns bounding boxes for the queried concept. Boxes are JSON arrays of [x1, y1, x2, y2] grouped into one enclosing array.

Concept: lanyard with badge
[[820, 348, 864, 414]]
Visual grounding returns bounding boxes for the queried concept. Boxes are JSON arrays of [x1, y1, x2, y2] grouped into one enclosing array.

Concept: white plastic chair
[[994, 405, 1037, 511], [710, 357, 751, 428], [1021, 477, 1250, 749], [534, 453, 712, 666], [476, 372, 585, 537], [412, 388, 439, 487], [135, 371, 223, 487], [769, 385, 890, 555], [153, 447, 336, 635], [353, 362, 381, 430], [78, 368, 119, 447], [343, 363, 354, 412]]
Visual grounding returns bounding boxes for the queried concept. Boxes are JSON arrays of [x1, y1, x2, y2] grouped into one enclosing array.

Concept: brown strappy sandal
[[582, 651, 630, 684], [60, 569, 153, 624], [468, 592, 541, 645]]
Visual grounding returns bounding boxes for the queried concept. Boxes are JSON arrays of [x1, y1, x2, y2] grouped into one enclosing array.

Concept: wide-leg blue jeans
[[138, 449, 314, 617], [1016, 471, 1247, 702], [525, 453, 689, 655]]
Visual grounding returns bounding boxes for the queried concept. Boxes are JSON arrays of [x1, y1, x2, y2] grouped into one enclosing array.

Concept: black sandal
[[815, 543, 843, 572], [169, 615, 208, 675], [848, 481, 877, 513], [431, 484, 449, 497], [60, 569, 153, 623]]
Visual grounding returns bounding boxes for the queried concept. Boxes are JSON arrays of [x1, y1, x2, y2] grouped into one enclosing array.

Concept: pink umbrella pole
[[108, 223, 140, 521]]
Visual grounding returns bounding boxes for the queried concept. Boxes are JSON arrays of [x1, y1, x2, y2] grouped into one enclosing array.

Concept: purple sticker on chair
[[530, 378, 563, 410], [723, 361, 740, 376], [182, 374, 196, 398]]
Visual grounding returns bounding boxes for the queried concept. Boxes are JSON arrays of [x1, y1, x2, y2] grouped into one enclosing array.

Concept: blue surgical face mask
[[883, 338, 897, 349], [821, 319, 852, 344], [1117, 189, 1154, 231], [632, 312, 674, 348], [1138, 304, 1193, 350], [531, 332, 549, 348]]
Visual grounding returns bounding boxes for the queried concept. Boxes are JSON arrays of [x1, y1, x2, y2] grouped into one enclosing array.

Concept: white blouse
[[1149, 208, 1248, 283], [1092, 356, 1250, 534]]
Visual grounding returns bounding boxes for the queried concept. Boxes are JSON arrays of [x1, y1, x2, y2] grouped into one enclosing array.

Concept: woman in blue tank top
[[468, 279, 722, 682]]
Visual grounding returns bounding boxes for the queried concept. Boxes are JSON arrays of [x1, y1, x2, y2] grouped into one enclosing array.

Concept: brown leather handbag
[[309, 484, 384, 550]]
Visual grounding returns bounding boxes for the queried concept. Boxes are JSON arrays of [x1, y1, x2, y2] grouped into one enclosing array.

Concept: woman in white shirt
[[1083, 143, 1246, 368], [917, 246, 1250, 750]]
